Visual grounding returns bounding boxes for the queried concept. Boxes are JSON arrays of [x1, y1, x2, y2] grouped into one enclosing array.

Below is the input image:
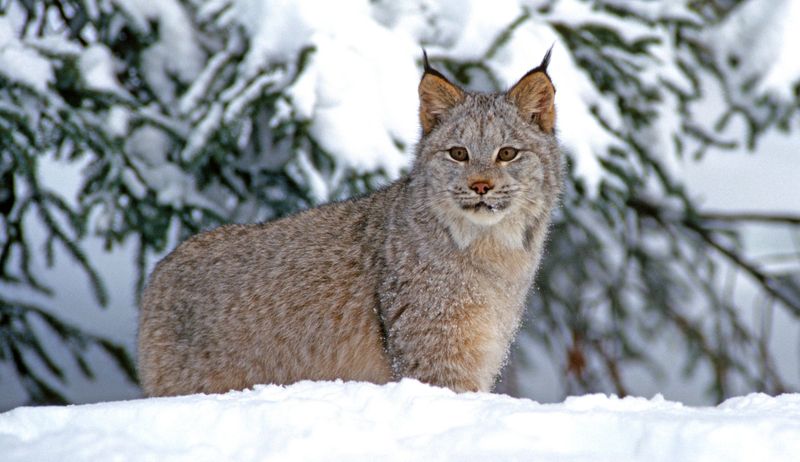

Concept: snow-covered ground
[[1, 0, 798, 415], [1, 379, 799, 461]]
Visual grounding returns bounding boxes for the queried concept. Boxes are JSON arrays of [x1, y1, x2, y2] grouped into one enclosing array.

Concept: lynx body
[[138, 50, 563, 396]]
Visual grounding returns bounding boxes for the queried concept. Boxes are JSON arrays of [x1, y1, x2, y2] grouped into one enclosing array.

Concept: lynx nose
[[469, 181, 494, 195]]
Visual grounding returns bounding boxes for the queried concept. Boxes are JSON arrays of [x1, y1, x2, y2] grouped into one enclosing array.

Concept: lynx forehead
[[137, 48, 562, 397]]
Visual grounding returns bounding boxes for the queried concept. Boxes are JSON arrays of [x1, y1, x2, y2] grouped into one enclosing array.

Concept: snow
[[290, 148, 331, 203], [125, 126, 215, 209], [1, 379, 799, 461], [706, 0, 800, 102], [1, 0, 798, 415], [107, 105, 131, 138], [78, 44, 125, 95], [115, 0, 205, 104], [0, 17, 53, 93], [230, 0, 421, 180]]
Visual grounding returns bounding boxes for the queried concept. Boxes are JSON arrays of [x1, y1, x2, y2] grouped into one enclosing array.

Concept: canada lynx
[[138, 49, 563, 396]]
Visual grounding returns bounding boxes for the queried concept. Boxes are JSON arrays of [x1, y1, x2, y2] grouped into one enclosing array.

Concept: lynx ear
[[508, 47, 556, 134], [419, 50, 464, 135]]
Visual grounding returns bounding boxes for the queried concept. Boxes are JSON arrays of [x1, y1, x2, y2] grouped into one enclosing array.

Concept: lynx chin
[[138, 48, 564, 396]]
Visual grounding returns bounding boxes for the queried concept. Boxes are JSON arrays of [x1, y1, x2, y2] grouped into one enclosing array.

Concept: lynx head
[[414, 49, 563, 247]]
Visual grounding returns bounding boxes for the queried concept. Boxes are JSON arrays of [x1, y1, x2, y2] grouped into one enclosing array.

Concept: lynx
[[138, 49, 563, 396]]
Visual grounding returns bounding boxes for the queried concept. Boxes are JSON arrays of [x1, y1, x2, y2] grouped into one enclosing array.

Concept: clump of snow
[[288, 148, 331, 203], [125, 126, 214, 209], [706, 0, 800, 102], [107, 105, 131, 138], [1, 379, 799, 461], [0, 17, 53, 93], [229, 0, 420, 181], [78, 44, 126, 95], [115, 0, 205, 104]]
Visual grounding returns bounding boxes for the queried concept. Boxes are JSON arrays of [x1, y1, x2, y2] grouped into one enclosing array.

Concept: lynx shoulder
[[138, 48, 563, 396]]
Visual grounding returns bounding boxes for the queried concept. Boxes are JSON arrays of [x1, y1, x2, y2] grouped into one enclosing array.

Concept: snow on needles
[[706, 0, 800, 102], [2, 380, 800, 462], [231, 0, 420, 181], [0, 17, 53, 93]]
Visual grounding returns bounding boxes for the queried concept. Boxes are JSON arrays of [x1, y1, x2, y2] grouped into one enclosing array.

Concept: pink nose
[[470, 181, 493, 195]]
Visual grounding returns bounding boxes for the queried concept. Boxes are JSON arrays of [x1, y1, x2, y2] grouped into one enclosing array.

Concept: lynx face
[[420, 94, 558, 227], [415, 51, 562, 240]]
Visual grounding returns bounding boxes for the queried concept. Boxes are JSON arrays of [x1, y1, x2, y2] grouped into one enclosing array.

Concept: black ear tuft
[[423, 48, 432, 73], [420, 49, 451, 82], [539, 44, 554, 72], [522, 44, 554, 78]]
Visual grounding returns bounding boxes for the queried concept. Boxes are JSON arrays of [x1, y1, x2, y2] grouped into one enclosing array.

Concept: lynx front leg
[[383, 302, 500, 393]]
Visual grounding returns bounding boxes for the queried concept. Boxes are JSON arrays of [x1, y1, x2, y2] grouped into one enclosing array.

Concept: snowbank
[[2, 379, 799, 461]]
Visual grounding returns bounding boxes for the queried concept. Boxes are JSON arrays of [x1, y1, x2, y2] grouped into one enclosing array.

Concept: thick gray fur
[[138, 51, 563, 396]]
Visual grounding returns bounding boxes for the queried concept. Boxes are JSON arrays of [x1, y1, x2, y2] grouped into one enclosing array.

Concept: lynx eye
[[448, 146, 469, 162], [497, 147, 519, 162]]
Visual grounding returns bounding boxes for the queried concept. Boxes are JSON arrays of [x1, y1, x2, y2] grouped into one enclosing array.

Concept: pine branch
[[0, 297, 137, 403], [628, 198, 800, 317], [700, 211, 800, 225]]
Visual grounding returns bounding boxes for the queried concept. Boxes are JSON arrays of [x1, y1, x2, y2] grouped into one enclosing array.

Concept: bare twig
[[592, 339, 628, 397]]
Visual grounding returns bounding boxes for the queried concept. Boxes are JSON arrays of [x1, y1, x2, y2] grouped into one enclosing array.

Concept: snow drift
[[1, 379, 799, 461]]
